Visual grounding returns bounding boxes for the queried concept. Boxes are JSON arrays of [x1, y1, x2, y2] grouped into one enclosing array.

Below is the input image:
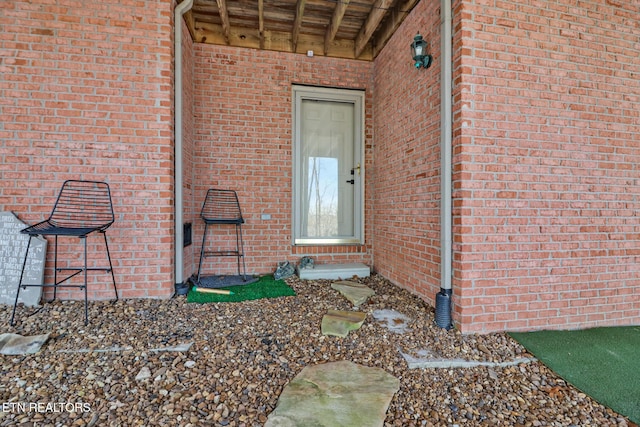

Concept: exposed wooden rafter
[[371, 0, 420, 57], [291, 0, 307, 53], [258, 0, 265, 49], [354, 0, 396, 58], [215, 0, 230, 44], [324, 0, 350, 56]]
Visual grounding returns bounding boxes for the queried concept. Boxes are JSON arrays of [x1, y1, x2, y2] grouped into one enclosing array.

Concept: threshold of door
[[297, 263, 370, 280]]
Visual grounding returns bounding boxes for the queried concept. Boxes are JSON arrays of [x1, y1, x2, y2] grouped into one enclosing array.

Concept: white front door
[[293, 86, 364, 245]]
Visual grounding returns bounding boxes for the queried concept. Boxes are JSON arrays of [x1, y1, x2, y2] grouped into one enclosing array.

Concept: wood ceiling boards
[[181, 0, 421, 60]]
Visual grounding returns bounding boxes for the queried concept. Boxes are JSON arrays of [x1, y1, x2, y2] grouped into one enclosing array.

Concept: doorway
[[292, 86, 364, 245]]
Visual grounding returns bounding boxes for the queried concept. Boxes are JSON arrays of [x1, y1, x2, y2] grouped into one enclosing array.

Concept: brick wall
[[0, 0, 176, 299], [454, 0, 640, 332], [372, 0, 443, 300], [191, 45, 375, 277], [3, 0, 637, 333]]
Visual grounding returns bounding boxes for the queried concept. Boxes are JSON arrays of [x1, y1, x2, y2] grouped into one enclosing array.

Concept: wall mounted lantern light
[[411, 33, 433, 69]]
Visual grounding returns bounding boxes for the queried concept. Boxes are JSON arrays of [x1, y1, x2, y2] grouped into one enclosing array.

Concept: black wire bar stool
[[10, 180, 119, 326], [197, 189, 247, 283]]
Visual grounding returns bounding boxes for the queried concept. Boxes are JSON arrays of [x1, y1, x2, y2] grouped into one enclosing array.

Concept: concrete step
[[296, 262, 370, 280]]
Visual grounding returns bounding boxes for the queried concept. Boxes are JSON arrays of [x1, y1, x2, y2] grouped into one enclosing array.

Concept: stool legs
[[197, 223, 209, 283], [197, 223, 247, 282], [10, 234, 118, 326], [52, 236, 59, 302], [103, 232, 118, 301], [10, 236, 32, 327], [236, 224, 247, 281]]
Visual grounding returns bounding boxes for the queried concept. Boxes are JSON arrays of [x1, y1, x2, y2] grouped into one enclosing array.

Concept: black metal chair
[[197, 189, 247, 282], [10, 180, 118, 326]]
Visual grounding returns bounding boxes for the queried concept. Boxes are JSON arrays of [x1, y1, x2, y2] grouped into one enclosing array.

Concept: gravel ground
[[1, 274, 633, 426]]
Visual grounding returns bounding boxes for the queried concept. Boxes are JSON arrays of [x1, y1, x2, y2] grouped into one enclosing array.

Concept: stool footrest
[[203, 250, 243, 257]]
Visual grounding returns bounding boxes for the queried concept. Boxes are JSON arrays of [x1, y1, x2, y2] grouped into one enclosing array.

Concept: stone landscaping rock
[[150, 342, 194, 352], [372, 308, 411, 334], [0, 332, 50, 355], [331, 280, 375, 307], [135, 366, 151, 381], [265, 360, 399, 427], [321, 310, 366, 337], [0, 274, 633, 426], [399, 347, 537, 369]]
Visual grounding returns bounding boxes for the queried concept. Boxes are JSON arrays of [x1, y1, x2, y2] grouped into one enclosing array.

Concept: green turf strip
[[187, 275, 295, 303], [509, 326, 640, 423]]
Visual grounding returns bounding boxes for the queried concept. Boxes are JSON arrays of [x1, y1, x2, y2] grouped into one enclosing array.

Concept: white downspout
[[174, 0, 193, 289], [435, 0, 453, 328]]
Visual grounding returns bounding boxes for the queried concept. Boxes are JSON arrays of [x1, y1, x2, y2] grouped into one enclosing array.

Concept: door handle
[[346, 179, 355, 184], [350, 163, 361, 176]]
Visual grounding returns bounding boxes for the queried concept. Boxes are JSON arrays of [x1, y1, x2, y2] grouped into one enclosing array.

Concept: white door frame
[[292, 85, 365, 245]]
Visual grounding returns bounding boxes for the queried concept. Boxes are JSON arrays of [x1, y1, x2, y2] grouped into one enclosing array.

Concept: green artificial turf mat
[[510, 326, 640, 423], [187, 275, 295, 303]]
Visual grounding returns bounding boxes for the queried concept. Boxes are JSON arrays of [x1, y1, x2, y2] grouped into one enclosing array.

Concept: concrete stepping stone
[[57, 342, 194, 354], [372, 309, 411, 334], [399, 347, 536, 369], [265, 360, 399, 427], [0, 333, 50, 355], [321, 310, 367, 337], [331, 280, 375, 307]]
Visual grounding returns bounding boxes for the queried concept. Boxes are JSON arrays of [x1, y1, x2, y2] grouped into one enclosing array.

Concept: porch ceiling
[[181, 0, 420, 60]]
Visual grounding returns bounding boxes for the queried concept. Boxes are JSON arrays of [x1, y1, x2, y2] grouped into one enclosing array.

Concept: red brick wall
[[454, 0, 640, 332], [191, 46, 375, 277], [3, 0, 637, 333], [0, 0, 175, 299], [372, 0, 442, 300]]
